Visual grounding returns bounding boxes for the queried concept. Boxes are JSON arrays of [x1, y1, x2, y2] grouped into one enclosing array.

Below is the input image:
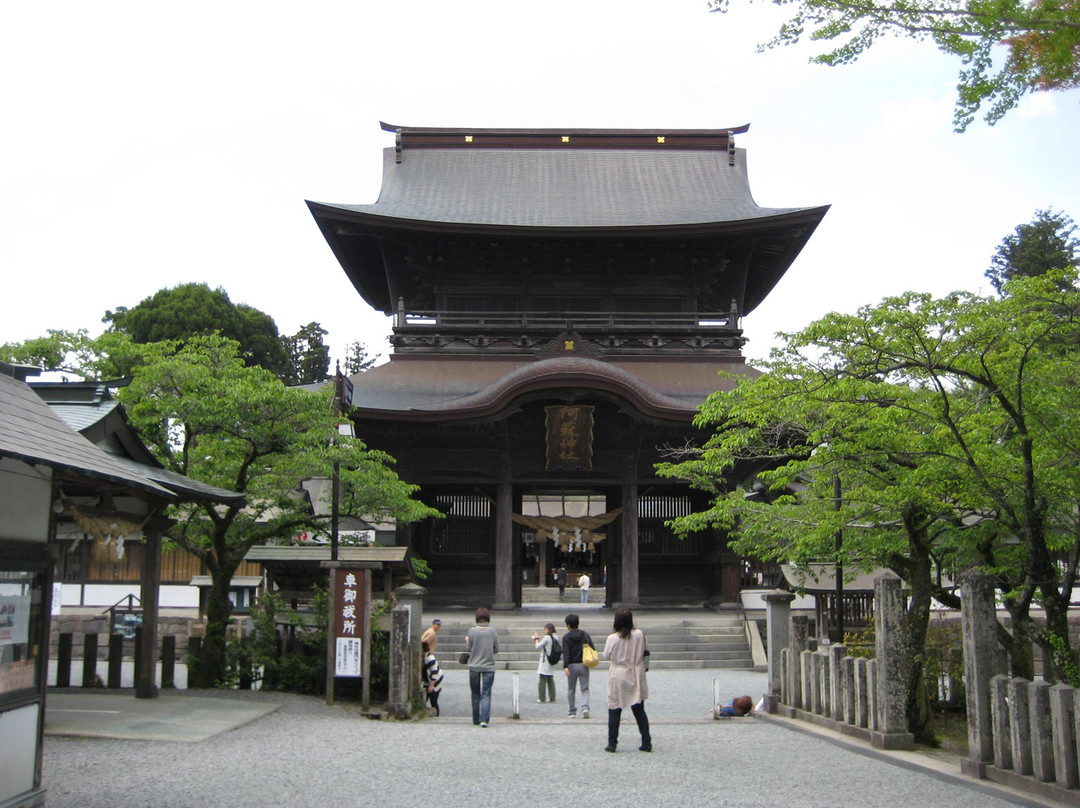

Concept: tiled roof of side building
[[0, 373, 173, 498]]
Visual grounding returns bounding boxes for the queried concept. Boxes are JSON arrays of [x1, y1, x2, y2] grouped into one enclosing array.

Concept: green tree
[[105, 283, 290, 377], [343, 340, 380, 375], [663, 270, 1080, 686], [986, 208, 1079, 294], [281, 322, 331, 386], [711, 0, 1080, 130], [1, 329, 141, 380], [805, 274, 1080, 681], [659, 362, 978, 741], [117, 334, 439, 687]]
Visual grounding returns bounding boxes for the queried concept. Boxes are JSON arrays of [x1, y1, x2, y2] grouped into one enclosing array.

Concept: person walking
[[562, 613, 594, 719], [579, 571, 591, 604], [532, 623, 559, 703], [421, 618, 442, 654], [556, 565, 567, 599], [602, 606, 651, 753], [421, 640, 444, 716], [465, 607, 499, 727]]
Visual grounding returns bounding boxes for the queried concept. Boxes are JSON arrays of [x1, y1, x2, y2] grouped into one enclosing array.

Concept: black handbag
[[459, 652, 470, 665]]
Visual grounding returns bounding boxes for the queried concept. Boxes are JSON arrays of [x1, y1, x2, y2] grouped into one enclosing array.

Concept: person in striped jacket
[[422, 640, 444, 716]]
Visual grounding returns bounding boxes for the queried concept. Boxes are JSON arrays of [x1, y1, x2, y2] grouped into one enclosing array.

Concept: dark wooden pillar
[[136, 518, 162, 698], [620, 482, 641, 608], [493, 481, 515, 609]]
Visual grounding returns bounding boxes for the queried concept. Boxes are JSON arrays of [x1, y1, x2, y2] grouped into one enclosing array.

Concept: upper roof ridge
[[380, 121, 750, 159]]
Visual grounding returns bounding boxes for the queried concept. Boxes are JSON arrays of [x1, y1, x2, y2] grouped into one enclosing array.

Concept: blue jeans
[[470, 670, 495, 724], [580, 588, 589, 604]]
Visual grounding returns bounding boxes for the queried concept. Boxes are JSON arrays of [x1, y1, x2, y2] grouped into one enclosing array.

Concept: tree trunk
[[901, 534, 935, 743], [190, 569, 236, 688]]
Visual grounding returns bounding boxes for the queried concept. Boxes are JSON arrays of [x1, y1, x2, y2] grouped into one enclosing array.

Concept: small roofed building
[[307, 123, 828, 609], [27, 377, 251, 614], [0, 368, 177, 808]]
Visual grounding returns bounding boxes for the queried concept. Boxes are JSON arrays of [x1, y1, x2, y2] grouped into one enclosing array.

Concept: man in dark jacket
[[562, 613, 594, 718]]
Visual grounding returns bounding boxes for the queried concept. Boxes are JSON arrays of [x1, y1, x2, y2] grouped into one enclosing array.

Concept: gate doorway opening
[[519, 490, 613, 588]]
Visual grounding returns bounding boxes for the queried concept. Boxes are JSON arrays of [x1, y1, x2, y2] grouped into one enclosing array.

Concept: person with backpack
[[562, 613, 594, 718], [532, 622, 560, 703]]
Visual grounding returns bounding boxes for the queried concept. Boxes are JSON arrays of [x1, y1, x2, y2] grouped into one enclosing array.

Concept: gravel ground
[[43, 669, 1044, 808]]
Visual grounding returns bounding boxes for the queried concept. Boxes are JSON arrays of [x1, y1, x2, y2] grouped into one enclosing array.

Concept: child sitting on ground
[[717, 695, 754, 717]]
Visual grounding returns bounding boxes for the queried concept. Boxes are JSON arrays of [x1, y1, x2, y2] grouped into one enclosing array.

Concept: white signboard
[[335, 638, 362, 677], [0, 594, 31, 647]]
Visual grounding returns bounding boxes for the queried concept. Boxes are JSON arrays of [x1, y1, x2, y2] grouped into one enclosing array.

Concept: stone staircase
[[430, 588, 753, 671]]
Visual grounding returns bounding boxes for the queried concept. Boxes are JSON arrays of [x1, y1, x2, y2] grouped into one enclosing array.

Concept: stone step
[[426, 607, 755, 671], [522, 586, 607, 603]]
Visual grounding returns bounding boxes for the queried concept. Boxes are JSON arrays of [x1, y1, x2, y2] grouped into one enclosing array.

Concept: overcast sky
[[3, 1, 1078, 369]]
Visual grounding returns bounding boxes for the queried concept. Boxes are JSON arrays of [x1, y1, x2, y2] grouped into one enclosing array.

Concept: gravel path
[[43, 669, 1043, 808]]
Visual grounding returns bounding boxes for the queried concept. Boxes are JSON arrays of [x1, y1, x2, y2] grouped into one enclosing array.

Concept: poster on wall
[[0, 594, 31, 647]]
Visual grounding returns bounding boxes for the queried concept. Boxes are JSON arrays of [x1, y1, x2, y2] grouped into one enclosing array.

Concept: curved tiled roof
[[312, 146, 820, 231], [346, 355, 757, 423]]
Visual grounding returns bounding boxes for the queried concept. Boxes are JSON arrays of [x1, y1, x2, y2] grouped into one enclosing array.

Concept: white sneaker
[[582, 708, 590, 719], [480, 722, 488, 728]]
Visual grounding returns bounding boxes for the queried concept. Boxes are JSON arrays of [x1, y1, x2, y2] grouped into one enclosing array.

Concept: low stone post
[[763, 590, 795, 713], [960, 569, 1004, 777], [841, 656, 855, 725], [868, 661, 876, 734], [818, 650, 831, 717], [872, 574, 913, 749], [801, 650, 814, 712], [991, 675, 1013, 770], [854, 657, 869, 728], [789, 616, 809, 710], [385, 605, 412, 719], [829, 644, 845, 720], [809, 651, 822, 714], [1050, 684, 1078, 789], [1008, 677, 1033, 776], [867, 659, 878, 732], [779, 649, 789, 705], [395, 582, 427, 714], [1029, 680, 1055, 782]]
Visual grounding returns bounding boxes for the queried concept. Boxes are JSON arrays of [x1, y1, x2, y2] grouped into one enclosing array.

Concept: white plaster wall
[[58, 583, 199, 609], [0, 703, 39, 803], [0, 458, 52, 542]]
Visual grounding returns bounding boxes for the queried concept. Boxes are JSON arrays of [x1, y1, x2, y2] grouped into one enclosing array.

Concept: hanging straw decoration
[[69, 504, 149, 562]]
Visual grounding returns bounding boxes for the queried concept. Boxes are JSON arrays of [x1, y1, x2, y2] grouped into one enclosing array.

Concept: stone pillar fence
[[764, 574, 910, 750], [958, 569, 1080, 805], [763, 568, 1080, 804]]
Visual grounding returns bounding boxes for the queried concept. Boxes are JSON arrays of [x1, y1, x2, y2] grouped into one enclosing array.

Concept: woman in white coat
[[602, 606, 651, 752]]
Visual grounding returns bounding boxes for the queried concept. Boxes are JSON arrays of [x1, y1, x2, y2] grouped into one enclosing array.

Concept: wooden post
[[82, 634, 98, 688], [187, 636, 202, 685], [620, 481, 640, 608], [136, 520, 163, 698], [107, 634, 123, 689], [161, 635, 176, 689], [56, 633, 72, 688], [493, 482, 514, 609]]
